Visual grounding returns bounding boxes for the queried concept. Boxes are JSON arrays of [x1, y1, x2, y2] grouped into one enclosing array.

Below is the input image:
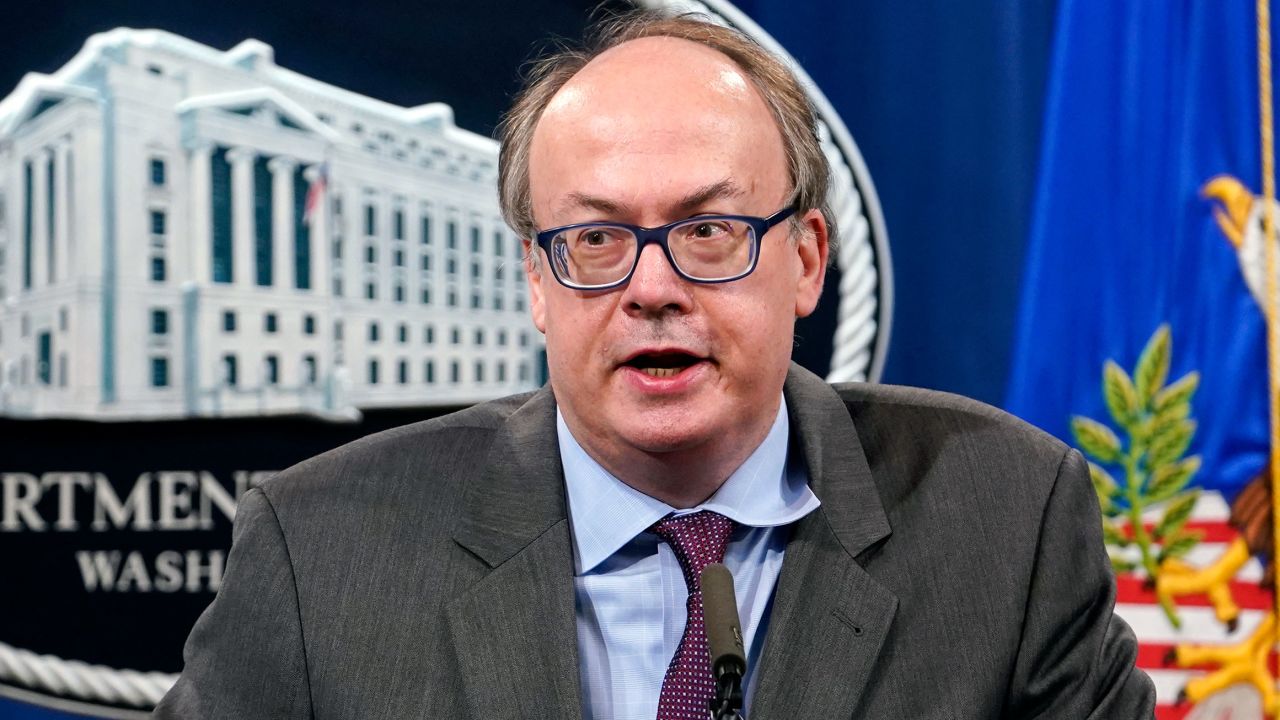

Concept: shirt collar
[[558, 395, 821, 574]]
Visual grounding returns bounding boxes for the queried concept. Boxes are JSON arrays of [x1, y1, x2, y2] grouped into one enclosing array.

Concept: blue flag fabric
[[1005, 0, 1270, 499]]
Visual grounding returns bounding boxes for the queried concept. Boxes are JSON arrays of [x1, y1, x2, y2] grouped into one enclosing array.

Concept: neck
[[564, 405, 781, 509]]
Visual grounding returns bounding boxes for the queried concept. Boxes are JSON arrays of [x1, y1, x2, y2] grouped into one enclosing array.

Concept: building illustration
[[0, 28, 544, 420]]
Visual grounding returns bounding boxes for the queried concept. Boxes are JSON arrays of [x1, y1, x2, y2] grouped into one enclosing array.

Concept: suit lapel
[[751, 366, 899, 720], [446, 388, 583, 720]]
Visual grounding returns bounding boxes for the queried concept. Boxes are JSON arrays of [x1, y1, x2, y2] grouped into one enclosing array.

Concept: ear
[[794, 209, 829, 318], [524, 239, 548, 333]]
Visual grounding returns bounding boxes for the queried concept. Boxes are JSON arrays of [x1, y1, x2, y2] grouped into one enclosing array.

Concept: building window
[[150, 210, 167, 236], [303, 354, 317, 384], [222, 310, 236, 333], [493, 231, 504, 257], [394, 284, 405, 303], [151, 256, 166, 282], [264, 313, 278, 333], [474, 360, 484, 383], [421, 288, 431, 304], [497, 361, 506, 383], [425, 359, 435, 383], [212, 147, 233, 283], [515, 295, 526, 312], [37, 331, 52, 385], [151, 357, 170, 387], [303, 314, 316, 335], [393, 209, 404, 240], [398, 323, 408, 343], [292, 167, 311, 290], [471, 261, 481, 279], [520, 332, 529, 347], [450, 360, 460, 383], [151, 309, 168, 335], [368, 358, 380, 384], [365, 245, 376, 263], [447, 220, 457, 249], [368, 322, 380, 343], [450, 326, 460, 345], [474, 328, 484, 346], [334, 321, 344, 340], [447, 289, 457, 307], [59, 307, 68, 332], [421, 254, 431, 272], [421, 215, 431, 245], [493, 294, 504, 311], [498, 330, 507, 347], [265, 355, 279, 385], [425, 324, 435, 344], [397, 359, 408, 384], [470, 292, 481, 309], [58, 354, 67, 387], [393, 249, 404, 267], [253, 155, 274, 286], [470, 226, 481, 253], [21, 161, 32, 290], [364, 203, 376, 236], [447, 257, 457, 275], [222, 354, 238, 387], [150, 158, 166, 187], [365, 281, 376, 300]]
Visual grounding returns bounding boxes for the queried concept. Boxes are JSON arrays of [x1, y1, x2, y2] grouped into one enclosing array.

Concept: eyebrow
[[557, 179, 747, 220]]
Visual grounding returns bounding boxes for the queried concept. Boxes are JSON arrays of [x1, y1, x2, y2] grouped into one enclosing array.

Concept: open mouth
[[622, 352, 705, 379]]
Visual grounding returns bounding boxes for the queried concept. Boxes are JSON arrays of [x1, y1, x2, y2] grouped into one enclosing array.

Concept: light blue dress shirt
[[558, 396, 821, 720]]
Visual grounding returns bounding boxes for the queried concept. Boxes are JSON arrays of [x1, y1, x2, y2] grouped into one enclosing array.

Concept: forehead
[[528, 36, 788, 222]]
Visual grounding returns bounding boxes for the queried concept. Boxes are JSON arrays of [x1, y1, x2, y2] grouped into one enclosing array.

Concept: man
[[155, 11, 1155, 719]]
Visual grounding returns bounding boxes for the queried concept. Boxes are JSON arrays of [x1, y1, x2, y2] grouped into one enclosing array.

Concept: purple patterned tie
[[651, 511, 737, 720]]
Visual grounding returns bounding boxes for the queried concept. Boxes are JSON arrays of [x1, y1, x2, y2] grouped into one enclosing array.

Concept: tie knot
[[650, 511, 735, 589]]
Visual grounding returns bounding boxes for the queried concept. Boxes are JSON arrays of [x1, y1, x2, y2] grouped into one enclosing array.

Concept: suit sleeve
[[1003, 448, 1156, 719], [153, 488, 313, 719]]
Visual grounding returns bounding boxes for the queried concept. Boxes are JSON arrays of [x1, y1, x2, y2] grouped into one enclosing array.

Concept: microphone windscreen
[[700, 562, 746, 677]]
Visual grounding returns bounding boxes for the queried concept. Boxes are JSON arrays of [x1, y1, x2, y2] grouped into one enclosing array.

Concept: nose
[[619, 242, 693, 317]]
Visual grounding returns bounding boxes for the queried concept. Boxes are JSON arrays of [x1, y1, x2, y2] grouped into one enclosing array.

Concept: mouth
[[620, 350, 708, 379]]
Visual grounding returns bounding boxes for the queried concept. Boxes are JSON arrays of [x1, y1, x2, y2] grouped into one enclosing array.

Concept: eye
[[689, 220, 730, 239], [583, 229, 610, 246]]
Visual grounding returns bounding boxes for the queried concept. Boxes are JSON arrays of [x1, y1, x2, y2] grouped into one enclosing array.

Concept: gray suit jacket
[[155, 364, 1155, 719]]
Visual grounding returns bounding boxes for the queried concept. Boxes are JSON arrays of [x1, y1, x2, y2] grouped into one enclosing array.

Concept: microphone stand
[[708, 665, 744, 720], [701, 563, 747, 720]]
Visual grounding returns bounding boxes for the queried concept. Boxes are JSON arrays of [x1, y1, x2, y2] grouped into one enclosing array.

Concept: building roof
[[0, 27, 495, 154]]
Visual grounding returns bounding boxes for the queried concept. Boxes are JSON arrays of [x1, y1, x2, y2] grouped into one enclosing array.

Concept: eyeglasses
[[533, 206, 797, 290]]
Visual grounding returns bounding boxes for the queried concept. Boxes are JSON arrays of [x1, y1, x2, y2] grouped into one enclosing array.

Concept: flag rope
[[1258, 0, 1280, 637]]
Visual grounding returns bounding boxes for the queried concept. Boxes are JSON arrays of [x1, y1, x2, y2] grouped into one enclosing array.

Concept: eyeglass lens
[[550, 218, 756, 287]]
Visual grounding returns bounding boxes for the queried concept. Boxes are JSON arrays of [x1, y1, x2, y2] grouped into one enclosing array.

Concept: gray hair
[[497, 9, 835, 254]]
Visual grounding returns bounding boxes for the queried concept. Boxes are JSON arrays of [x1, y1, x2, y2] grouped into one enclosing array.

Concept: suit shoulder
[[834, 379, 1064, 456], [257, 390, 538, 504]]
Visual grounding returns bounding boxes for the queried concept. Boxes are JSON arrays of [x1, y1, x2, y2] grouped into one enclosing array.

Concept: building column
[[31, 149, 50, 290], [227, 147, 256, 288], [304, 164, 329, 299], [268, 156, 296, 290], [54, 140, 71, 284], [188, 142, 213, 284], [343, 185, 360, 299]]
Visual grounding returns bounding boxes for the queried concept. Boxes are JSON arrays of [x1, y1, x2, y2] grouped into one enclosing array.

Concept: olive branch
[[1070, 324, 1202, 628]]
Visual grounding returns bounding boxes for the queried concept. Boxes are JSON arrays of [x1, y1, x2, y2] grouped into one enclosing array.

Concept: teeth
[[642, 367, 679, 378]]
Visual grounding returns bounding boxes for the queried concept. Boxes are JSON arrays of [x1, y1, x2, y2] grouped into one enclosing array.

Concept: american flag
[[1115, 491, 1272, 719], [303, 162, 328, 226]]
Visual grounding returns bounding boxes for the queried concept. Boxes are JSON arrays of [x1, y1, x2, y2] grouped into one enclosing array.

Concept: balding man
[[156, 11, 1155, 719]]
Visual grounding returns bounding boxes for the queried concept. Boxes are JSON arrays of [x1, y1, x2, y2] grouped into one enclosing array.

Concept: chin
[[611, 411, 720, 455]]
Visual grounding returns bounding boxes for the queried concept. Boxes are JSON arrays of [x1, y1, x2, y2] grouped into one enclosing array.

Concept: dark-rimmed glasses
[[533, 206, 796, 290]]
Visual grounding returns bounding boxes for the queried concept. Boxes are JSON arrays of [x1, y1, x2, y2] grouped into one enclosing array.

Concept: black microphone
[[700, 563, 746, 719]]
